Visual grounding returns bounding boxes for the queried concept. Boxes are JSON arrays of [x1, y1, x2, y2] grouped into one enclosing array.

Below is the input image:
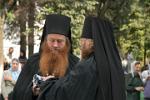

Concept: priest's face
[[46, 34, 67, 53], [39, 34, 70, 77], [80, 38, 94, 59]]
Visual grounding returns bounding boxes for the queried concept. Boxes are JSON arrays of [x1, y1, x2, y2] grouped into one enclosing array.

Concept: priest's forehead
[[46, 34, 66, 39], [80, 38, 93, 42]]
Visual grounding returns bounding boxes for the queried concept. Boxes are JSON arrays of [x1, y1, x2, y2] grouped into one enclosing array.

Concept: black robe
[[92, 18, 126, 100], [24, 54, 98, 100], [11, 53, 79, 100]]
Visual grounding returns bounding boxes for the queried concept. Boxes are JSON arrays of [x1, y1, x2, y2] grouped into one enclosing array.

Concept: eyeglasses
[[47, 38, 66, 44], [80, 38, 94, 45]]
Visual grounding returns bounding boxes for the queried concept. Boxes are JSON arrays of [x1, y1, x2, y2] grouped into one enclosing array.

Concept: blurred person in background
[[141, 61, 150, 100], [1, 58, 21, 100], [4, 47, 15, 70], [126, 61, 144, 100], [18, 49, 27, 69]]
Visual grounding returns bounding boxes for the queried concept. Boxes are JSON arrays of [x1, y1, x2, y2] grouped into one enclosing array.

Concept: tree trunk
[[18, 4, 27, 53], [0, 15, 4, 66], [144, 42, 147, 65], [28, 0, 35, 57], [0, 14, 5, 94], [19, 15, 27, 52]]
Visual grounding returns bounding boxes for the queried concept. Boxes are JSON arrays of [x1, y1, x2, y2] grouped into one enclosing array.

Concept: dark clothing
[[45, 54, 97, 100], [19, 49, 27, 64], [3, 62, 10, 70], [145, 98, 150, 100], [126, 73, 143, 100], [19, 56, 27, 63], [11, 53, 79, 100], [23, 54, 97, 100], [92, 18, 126, 100], [144, 80, 150, 98], [0, 94, 4, 100], [19, 56, 27, 68]]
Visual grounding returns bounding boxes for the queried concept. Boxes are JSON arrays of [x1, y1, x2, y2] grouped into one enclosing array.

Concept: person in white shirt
[[141, 63, 150, 100]]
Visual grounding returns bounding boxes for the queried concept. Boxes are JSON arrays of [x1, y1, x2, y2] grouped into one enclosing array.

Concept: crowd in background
[[0, 47, 27, 100], [122, 52, 150, 100]]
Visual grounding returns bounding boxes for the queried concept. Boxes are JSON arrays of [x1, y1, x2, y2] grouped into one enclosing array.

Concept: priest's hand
[[32, 84, 40, 96], [41, 75, 55, 81]]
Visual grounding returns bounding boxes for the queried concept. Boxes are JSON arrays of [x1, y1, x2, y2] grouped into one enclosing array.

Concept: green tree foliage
[[119, 0, 150, 62], [95, 0, 132, 53], [143, 0, 150, 59]]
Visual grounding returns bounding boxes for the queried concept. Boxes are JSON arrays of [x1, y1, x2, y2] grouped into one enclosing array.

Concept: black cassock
[[11, 53, 79, 100], [24, 54, 98, 100]]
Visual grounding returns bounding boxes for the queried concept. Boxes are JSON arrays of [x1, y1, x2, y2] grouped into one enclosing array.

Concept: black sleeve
[[43, 57, 97, 100]]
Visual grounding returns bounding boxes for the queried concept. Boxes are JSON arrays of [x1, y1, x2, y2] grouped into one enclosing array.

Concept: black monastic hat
[[81, 16, 93, 39], [44, 14, 71, 37]]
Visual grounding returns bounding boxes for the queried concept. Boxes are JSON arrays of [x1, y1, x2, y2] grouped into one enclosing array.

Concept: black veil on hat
[[91, 17, 126, 100], [39, 14, 72, 51]]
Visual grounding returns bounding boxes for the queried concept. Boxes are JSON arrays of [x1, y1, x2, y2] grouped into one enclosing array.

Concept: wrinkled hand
[[4, 76, 12, 81], [135, 86, 144, 91], [32, 84, 40, 96]]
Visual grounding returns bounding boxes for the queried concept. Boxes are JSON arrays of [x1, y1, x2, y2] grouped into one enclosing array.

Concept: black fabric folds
[[92, 17, 126, 100], [43, 54, 98, 100]]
